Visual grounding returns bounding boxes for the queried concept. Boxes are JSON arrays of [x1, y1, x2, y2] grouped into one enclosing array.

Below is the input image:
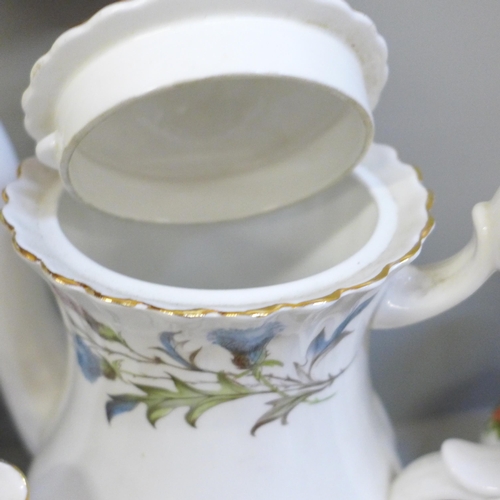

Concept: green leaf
[[98, 325, 127, 345], [171, 376, 207, 396], [112, 360, 123, 374], [234, 369, 252, 379], [135, 374, 252, 428], [100, 358, 118, 380], [184, 394, 242, 427], [136, 384, 178, 400], [147, 405, 175, 426], [260, 360, 284, 368], [251, 390, 319, 436], [217, 373, 251, 395], [495, 424, 500, 439]]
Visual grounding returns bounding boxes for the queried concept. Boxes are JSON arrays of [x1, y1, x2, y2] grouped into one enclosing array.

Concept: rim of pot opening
[[1, 144, 434, 317]]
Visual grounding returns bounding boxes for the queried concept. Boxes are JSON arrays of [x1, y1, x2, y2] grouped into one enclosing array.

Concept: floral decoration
[[208, 322, 284, 369], [56, 289, 373, 434]]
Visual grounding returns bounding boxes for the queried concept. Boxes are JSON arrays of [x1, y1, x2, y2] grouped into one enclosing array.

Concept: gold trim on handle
[[0, 169, 434, 318]]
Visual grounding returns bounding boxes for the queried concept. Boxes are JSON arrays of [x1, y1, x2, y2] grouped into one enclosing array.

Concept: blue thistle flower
[[159, 332, 197, 369], [208, 322, 284, 369], [75, 335, 102, 382], [307, 297, 374, 368]]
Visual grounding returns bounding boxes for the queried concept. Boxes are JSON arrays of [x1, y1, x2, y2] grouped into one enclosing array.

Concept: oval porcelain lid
[[23, 0, 388, 223]]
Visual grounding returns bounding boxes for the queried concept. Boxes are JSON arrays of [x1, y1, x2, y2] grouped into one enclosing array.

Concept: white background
[[1, 0, 500, 463]]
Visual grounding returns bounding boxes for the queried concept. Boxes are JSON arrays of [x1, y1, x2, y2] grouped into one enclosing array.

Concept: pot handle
[[373, 187, 500, 329], [0, 123, 69, 454]]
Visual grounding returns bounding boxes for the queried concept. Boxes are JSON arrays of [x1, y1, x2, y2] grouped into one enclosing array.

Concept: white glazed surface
[[23, 0, 387, 142], [0, 142, 431, 500], [0, 122, 67, 454], [4, 0, 498, 437], [24, 284, 399, 500], [3, 82, 500, 500], [2, 143, 431, 313], [23, 0, 387, 222], [0, 462, 28, 500], [391, 440, 500, 500], [2, 2, 500, 499], [374, 183, 500, 328], [0, 126, 31, 500]]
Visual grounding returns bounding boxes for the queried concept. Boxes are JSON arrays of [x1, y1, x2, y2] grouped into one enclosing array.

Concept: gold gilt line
[[0, 168, 434, 318], [0, 209, 14, 232], [413, 165, 424, 182], [426, 190, 435, 212]]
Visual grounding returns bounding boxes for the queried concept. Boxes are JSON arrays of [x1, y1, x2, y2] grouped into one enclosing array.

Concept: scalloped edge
[[22, 0, 388, 142], [1, 145, 434, 318]]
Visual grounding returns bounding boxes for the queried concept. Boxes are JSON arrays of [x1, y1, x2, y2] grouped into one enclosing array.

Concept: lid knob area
[[24, 1, 387, 223]]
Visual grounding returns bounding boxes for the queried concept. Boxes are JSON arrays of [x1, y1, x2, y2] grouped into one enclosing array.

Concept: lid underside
[[66, 75, 372, 222], [23, 0, 388, 223]]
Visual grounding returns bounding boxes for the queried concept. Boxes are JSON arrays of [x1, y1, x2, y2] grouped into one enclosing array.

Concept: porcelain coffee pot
[[1, 1, 500, 500]]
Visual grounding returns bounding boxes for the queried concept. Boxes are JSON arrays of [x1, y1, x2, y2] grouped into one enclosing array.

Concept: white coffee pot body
[[1, 142, 500, 500], [1, 1, 500, 497]]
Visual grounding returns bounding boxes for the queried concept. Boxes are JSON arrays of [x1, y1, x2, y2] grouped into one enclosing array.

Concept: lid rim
[[31, 13, 377, 223], [60, 72, 374, 223], [23, 0, 388, 142]]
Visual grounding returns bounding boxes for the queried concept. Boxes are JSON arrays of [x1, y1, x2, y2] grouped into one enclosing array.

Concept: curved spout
[[373, 188, 500, 329]]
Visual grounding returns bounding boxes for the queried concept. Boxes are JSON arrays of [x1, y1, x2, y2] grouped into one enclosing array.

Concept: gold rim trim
[[2, 188, 9, 204], [413, 165, 424, 182], [1, 170, 435, 318]]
